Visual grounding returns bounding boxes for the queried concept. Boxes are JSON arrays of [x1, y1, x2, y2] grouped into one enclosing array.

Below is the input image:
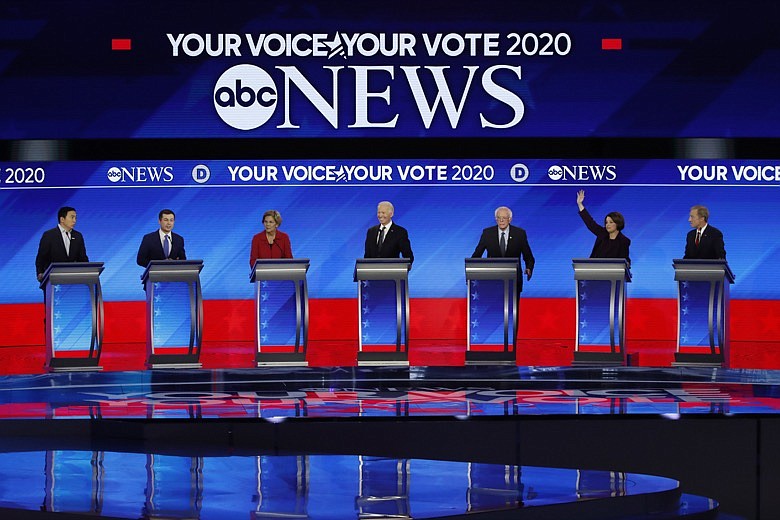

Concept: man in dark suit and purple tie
[[471, 206, 535, 292], [136, 209, 187, 267], [364, 201, 414, 264], [683, 205, 726, 260], [35, 206, 89, 282]]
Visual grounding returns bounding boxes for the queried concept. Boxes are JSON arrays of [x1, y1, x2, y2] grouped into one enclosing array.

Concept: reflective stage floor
[[1, 365, 778, 518], [1, 365, 780, 420]]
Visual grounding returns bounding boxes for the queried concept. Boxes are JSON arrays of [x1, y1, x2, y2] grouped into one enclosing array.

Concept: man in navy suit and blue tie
[[683, 205, 726, 260], [472, 206, 535, 293], [364, 201, 414, 264], [136, 209, 186, 267]]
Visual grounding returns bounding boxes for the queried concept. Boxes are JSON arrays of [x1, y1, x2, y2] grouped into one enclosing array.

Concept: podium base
[[357, 351, 409, 366], [147, 353, 202, 370], [672, 353, 725, 368], [256, 352, 308, 367], [572, 351, 625, 367], [465, 351, 516, 365], [47, 357, 103, 373]]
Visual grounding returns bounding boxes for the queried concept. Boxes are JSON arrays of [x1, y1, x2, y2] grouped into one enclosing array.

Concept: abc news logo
[[214, 65, 277, 130], [106, 166, 174, 183], [509, 164, 617, 183]]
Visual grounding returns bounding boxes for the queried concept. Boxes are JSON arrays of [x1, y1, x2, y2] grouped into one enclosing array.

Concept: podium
[[251, 259, 310, 367], [141, 260, 203, 369], [354, 259, 410, 366], [572, 259, 631, 366], [465, 258, 519, 365], [40, 262, 105, 372], [672, 259, 734, 367]]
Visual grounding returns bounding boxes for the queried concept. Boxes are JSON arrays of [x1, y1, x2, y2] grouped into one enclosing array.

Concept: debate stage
[[0, 363, 778, 518]]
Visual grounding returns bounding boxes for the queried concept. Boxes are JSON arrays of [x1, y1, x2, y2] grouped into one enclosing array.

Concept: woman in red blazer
[[249, 210, 293, 266]]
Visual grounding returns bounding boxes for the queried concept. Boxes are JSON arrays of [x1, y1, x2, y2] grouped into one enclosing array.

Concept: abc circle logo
[[107, 167, 122, 183], [192, 164, 211, 184], [547, 165, 564, 181], [509, 163, 529, 183], [214, 65, 277, 130]]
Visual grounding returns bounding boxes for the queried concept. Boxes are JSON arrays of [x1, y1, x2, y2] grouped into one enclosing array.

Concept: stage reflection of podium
[[144, 454, 203, 519], [251, 259, 310, 367], [467, 463, 523, 512], [354, 259, 410, 366], [572, 259, 631, 366], [672, 259, 734, 367], [465, 258, 519, 365], [255, 455, 309, 518], [141, 260, 203, 369], [44, 450, 104, 515], [357, 456, 410, 519], [40, 262, 105, 372]]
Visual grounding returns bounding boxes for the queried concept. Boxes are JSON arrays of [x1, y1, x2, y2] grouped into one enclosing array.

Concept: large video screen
[[1, 158, 772, 304], [2, 1, 780, 139]]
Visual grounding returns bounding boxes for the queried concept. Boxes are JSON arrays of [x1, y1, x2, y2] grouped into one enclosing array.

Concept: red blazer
[[250, 230, 292, 266]]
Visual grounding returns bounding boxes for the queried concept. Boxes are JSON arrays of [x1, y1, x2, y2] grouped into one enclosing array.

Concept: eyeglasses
[[495, 216, 510, 221]]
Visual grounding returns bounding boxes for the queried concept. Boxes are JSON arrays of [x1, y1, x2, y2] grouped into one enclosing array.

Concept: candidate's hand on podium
[[525, 268, 532, 281]]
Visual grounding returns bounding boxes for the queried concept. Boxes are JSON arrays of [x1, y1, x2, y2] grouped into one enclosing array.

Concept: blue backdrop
[[3, 158, 775, 303]]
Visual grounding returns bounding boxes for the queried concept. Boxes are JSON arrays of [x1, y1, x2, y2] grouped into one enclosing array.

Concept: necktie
[[695, 230, 701, 247], [378, 227, 386, 248], [500, 231, 506, 256], [65, 232, 71, 256], [163, 234, 170, 258]]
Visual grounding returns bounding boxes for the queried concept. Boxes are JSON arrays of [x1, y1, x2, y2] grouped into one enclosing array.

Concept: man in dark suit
[[684, 205, 726, 260], [35, 206, 89, 282], [364, 201, 414, 264], [136, 209, 187, 267], [472, 206, 535, 292]]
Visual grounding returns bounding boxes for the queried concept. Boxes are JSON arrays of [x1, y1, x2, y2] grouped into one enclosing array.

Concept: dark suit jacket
[[684, 225, 726, 260], [136, 230, 186, 267], [364, 223, 414, 264], [579, 208, 631, 266], [250, 230, 293, 266], [35, 227, 89, 277], [471, 224, 535, 292]]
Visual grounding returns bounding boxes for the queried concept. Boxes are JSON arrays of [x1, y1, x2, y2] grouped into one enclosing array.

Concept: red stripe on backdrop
[[2, 299, 779, 368]]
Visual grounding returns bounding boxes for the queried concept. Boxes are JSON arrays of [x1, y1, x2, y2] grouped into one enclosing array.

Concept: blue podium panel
[[142, 260, 203, 369], [41, 262, 105, 372], [577, 280, 616, 348], [51, 284, 93, 352], [151, 281, 193, 348], [360, 280, 407, 347], [355, 259, 411, 366], [465, 258, 519, 364], [678, 280, 718, 348], [469, 279, 515, 347], [672, 259, 734, 367], [252, 259, 310, 366], [258, 280, 299, 346], [572, 259, 630, 366]]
